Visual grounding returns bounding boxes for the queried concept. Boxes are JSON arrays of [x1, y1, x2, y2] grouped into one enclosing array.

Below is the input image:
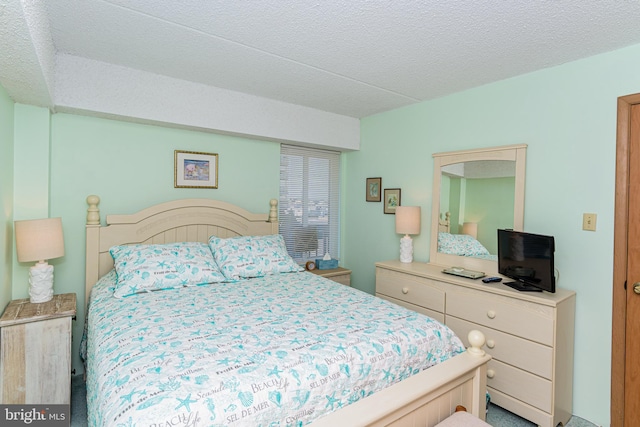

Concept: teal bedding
[[84, 270, 464, 426]]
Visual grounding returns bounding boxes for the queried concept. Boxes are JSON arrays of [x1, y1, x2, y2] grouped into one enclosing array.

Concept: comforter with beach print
[[84, 270, 464, 426]]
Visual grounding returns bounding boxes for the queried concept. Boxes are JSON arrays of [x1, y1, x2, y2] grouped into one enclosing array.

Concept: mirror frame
[[429, 144, 527, 273]]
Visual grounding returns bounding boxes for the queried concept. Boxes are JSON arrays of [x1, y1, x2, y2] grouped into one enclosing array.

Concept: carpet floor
[[71, 375, 597, 426], [486, 402, 598, 427]]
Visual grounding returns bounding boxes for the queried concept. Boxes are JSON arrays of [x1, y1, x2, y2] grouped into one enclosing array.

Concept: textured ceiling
[[5, 0, 640, 119]]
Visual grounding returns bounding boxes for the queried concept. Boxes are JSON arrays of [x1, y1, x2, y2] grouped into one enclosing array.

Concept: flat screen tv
[[497, 229, 556, 293]]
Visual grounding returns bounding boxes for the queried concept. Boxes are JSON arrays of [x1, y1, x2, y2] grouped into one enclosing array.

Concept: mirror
[[429, 144, 527, 273]]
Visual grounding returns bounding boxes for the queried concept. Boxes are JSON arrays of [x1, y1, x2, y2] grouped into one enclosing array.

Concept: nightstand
[[0, 293, 76, 404], [310, 267, 351, 286]]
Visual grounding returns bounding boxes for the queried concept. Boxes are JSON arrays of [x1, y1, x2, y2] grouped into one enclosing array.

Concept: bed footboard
[[309, 331, 491, 427]]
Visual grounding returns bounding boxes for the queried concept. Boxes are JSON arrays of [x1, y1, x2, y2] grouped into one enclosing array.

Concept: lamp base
[[399, 235, 414, 263], [28, 261, 54, 303]]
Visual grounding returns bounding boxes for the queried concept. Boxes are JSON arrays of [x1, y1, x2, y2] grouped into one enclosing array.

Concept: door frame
[[612, 93, 640, 426]]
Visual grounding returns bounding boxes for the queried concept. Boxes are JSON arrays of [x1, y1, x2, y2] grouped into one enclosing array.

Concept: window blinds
[[279, 145, 341, 263]]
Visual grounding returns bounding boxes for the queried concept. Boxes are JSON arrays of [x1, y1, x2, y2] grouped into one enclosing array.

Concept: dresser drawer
[[377, 294, 445, 324], [375, 268, 445, 313], [446, 287, 554, 346], [446, 316, 553, 379], [487, 359, 553, 413]]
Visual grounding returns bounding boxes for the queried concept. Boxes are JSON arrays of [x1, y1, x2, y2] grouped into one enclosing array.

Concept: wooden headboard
[[85, 195, 278, 304]]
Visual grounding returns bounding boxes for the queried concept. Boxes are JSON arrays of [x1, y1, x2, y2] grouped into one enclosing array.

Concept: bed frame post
[[85, 195, 101, 305], [467, 330, 488, 419], [268, 199, 278, 222], [268, 198, 278, 233]]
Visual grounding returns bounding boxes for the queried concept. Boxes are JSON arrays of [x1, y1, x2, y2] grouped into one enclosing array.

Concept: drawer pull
[[486, 339, 495, 349], [487, 310, 496, 319], [402, 287, 409, 294], [487, 369, 495, 379]]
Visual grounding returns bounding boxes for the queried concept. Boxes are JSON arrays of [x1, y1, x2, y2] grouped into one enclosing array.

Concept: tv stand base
[[503, 281, 543, 292]]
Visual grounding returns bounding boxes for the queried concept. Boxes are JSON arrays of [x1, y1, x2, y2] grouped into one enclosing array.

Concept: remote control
[[482, 276, 502, 283]]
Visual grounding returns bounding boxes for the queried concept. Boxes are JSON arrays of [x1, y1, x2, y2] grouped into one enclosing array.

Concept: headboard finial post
[[268, 199, 278, 223], [86, 195, 101, 225]]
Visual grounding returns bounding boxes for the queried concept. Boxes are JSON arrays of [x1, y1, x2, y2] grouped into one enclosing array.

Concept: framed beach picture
[[366, 177, 382, 202], [384, 188, 401, 214], [174, 150, 218, 189]]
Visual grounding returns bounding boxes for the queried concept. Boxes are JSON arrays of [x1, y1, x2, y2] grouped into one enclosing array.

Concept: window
[[279, 145, 340, 263]]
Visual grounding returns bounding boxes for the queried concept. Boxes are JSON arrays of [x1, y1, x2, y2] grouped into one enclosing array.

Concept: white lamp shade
[[396, 206, 421, 235], [462, 222, 478, 239], [15, 217, 65, 262]]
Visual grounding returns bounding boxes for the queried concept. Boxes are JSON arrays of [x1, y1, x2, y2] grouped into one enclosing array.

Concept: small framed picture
[[384, 188, 401, 214], [366, 177, 382, 202], [174, 150, 218, 189]]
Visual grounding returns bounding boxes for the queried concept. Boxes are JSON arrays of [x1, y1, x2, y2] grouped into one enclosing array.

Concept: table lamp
[[395, 206, 421, 263], [462, 222, 478, 239], [15, 217, 65, 303]]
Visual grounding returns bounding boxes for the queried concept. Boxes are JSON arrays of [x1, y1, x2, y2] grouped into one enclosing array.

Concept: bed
[[437, 212, 496, 260], [83, 196, 490, 426]]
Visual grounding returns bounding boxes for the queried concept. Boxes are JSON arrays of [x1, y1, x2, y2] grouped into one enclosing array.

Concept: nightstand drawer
[[309, 267, 351, 286], [1, 317, 72, 403], [376, 268, 444, 313], [446, 287, 554, 346], [328, 273, 350, 286], [446, 316, 553, 379], [487, 359, 553, 413]]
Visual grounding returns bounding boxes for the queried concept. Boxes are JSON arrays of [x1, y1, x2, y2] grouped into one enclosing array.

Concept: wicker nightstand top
[[0, 293, 77, 328]]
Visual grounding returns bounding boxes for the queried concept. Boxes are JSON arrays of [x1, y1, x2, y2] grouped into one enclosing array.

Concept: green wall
[[12, 104, 52, 298], [464, 177, 515, 253], [344, 42, 640, 426], [0, 84, 14, 310]]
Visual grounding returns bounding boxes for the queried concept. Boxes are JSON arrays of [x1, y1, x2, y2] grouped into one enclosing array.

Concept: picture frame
[[384, 188, 401, 214], [174, 150, 218, 189], [366, 177, 382, 202]]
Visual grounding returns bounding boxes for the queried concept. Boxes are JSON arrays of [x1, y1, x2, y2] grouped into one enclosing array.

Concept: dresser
[[375, 261, 575, 427], [0, 293, 77, 404]]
